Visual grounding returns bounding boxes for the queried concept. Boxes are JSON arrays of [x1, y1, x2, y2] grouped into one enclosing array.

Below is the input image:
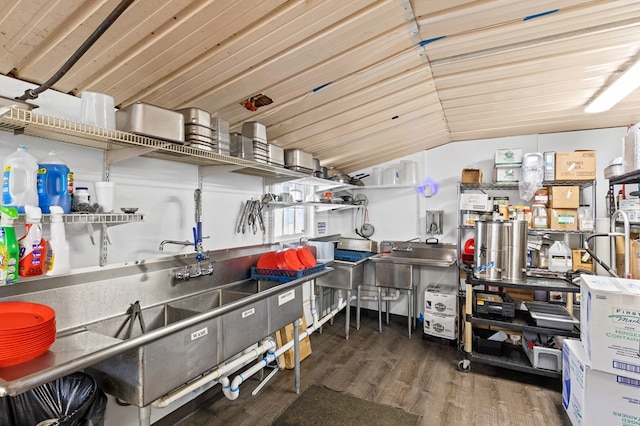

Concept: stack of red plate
[[0, 302, 56, 368], [256, 247, 318, 271]]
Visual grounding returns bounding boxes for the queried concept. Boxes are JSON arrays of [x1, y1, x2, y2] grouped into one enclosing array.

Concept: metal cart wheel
[[457, 359, 471, 372]]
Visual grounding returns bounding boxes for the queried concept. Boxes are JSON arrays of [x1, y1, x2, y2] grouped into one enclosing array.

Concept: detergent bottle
[[0, 206, 19, 285], [2, 145, 39, 213], [45, 205, 70, 276], [37, 151, 72, 213], [18, 205, 46, 277]]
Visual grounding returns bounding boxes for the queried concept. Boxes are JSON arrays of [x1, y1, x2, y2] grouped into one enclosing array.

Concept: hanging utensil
[[193, 189, 205, 258]]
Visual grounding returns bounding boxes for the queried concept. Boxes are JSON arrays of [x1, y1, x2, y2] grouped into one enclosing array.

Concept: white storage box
[[424, 285, 458, 315], [562, 340, 640, 426], [495, 148, 523, 165], [580, 275, 640, 380], [459, 193, 491, 211], [493, 166, 521, 183], [522, 337, 562, 372], [624, 123, 640, 174], [423, 312, 457, 340]]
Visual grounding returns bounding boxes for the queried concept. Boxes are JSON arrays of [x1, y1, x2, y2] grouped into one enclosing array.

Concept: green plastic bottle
[[0, 206, 19, 285]]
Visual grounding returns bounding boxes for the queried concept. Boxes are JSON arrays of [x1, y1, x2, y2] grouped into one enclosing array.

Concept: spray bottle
[[46, 205, 70, 276], [0, 206, 20, 285], [18, 205, 46, 277]]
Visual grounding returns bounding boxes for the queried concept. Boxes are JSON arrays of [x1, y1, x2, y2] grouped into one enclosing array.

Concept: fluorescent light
[[585, 58, 640, 113]]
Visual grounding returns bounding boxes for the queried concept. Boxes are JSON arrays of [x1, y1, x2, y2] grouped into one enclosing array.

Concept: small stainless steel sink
[[370, 242, 457, 268]]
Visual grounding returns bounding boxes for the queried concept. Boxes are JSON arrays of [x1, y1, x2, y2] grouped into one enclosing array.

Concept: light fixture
[[585, 57, 640, 113]]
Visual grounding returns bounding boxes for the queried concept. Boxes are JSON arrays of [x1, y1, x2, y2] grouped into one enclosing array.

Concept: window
[[272, 182, 309, 239]]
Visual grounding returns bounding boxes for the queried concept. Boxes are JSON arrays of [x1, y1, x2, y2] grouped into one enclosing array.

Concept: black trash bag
[[10, 372, 107, 426], [0, 394, 15, 425]]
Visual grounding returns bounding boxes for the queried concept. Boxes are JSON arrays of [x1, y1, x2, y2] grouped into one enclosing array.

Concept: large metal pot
[[474, 221, 503, 281], [330, 173, 351, 184]]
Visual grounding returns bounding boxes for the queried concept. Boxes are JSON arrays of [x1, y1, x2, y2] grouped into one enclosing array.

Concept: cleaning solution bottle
[[0, 206, 20, 285], [37, 151, 72, 213], [2, 145, 39, 213], [548, 240, 572, 272], [18, 205, 46, 277], [45, 205, 70, 276]]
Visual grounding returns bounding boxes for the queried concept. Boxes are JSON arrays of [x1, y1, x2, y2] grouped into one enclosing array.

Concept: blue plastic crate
[[251, 263, 326, 283], [333, 249, 376, 262]]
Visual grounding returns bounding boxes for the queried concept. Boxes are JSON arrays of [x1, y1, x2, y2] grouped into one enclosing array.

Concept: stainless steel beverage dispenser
[[502, 220, 528, 282], [474, 220, 503, 281]]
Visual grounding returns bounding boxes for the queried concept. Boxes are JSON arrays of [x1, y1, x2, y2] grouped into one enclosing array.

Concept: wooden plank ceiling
[[1, 0, 639, 173]]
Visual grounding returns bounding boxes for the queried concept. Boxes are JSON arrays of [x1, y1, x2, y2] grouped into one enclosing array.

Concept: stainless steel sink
[[86, 297, 222, 407], [370, 242, 457, 268], [86, 279, 303, 407]]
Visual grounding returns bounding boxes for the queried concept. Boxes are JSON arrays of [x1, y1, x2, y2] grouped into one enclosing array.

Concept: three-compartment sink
[[86, 279, 303, 407]]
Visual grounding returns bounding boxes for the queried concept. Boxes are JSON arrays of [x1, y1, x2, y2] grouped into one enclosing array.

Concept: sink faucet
[[175, 258, 215, 281], [159, 239, 193, 251], [391, 237, 421, 252]]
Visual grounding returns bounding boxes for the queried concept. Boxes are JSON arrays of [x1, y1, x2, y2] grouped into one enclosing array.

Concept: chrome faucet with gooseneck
[[159, 189, 214, 281]]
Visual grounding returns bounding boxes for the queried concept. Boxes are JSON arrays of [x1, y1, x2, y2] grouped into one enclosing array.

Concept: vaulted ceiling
[[1, 0, 639, 173]]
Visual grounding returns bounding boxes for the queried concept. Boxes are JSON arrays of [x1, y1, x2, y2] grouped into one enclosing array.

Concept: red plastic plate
[[0, 302, 55, 331], [296, 246, 317, 268]]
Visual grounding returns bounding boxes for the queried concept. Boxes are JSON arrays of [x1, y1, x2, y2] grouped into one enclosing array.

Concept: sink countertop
[[0, 266, 332, 397]]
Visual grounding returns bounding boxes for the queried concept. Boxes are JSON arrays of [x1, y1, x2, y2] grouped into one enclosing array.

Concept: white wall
[[0, 76, 266, 269], [347, 127, 627, 317]]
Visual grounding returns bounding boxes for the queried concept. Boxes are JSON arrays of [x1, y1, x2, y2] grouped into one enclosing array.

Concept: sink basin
[[86, 279, 303, 407], [371, 242, 457, 268], [87, 298, 221, 407]]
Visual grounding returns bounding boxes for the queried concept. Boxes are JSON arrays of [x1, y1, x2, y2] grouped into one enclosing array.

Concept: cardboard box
[[424, 285, 458, 315], [548, 208, 578, 230], [555, 151, 596, 181], [495, 148, 523, 165], [494, 166, 521, 183], [504, 287, 535, 302], [276, 318, 312, 369], [461, 168, 482, 183], [572, 249, 594, 272], [580, 275, 640, 380], [549, 185, 580, 209], [619, 199, 640, 211], [562, 339, 640, 426], [624, 123, 640, 174], [459, 193, 491, 211], [423, 312, 457, 340]]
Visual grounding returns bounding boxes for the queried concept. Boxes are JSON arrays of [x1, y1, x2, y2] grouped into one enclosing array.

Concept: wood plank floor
[[171, 309, 571, 426]]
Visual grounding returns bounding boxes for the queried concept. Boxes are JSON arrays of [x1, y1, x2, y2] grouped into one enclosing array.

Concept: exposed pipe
[[16, 0, 135, 101], [220, 298, 349, 401], [358, 288, 401, 302], [151, 337, 276, 408]]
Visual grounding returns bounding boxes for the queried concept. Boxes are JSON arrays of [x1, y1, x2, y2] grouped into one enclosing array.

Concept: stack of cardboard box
[[423, 284, 458, 340], [562, 275, 640, 425], [493, 149, 522, 183]]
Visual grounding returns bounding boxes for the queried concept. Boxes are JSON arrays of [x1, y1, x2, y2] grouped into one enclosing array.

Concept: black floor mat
[[272, 385, 421, 426]]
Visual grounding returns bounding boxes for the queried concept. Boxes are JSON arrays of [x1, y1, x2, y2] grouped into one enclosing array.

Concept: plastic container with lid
[[2, 146, 39, 213], [37, 151, 72, 214], [532, 204, 548, 228], [538, 244, 550, 269], [74, 187, 91, 205], [577, 205, 594, 231], [534, 188, 549, 206]]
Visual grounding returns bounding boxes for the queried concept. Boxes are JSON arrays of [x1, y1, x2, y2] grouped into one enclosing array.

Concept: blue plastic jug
[[37, 152, 72, 214]]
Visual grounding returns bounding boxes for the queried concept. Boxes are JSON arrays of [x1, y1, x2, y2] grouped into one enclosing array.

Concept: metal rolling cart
[[458, 275, 580, 376]]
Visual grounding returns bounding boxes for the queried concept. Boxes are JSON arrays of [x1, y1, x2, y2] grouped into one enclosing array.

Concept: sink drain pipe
[[358, 285, 401, 301], [152, 337, 276, 408], [220, 296, 350, 401]]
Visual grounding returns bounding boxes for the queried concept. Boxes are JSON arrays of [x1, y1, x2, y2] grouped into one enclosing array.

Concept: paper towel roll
[[595, 218, 611, 276]]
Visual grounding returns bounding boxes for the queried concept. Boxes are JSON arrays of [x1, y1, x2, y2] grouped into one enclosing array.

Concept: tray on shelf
[[251, 263, 326, 283]]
